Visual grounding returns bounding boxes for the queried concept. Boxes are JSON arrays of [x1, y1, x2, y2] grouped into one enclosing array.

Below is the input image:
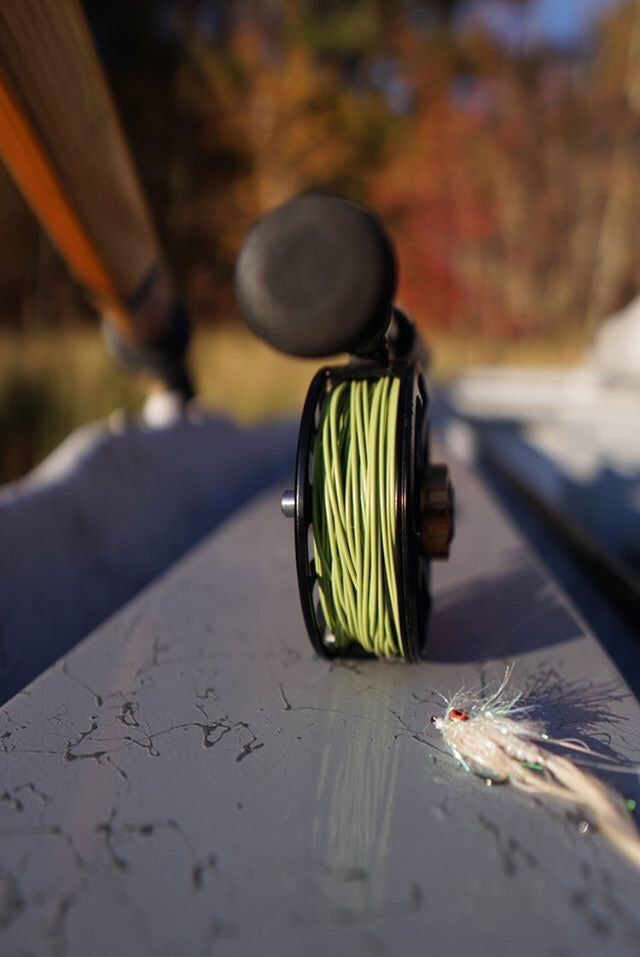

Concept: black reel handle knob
[[235, 193, 397, 358]]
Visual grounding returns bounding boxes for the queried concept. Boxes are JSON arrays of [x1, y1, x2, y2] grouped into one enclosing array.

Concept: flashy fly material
[[431, 667, 640, 870]]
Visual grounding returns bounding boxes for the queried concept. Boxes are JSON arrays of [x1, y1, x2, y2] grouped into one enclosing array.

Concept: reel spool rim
[[293, 362, 430, 661], [294, 366, 339, 660], [397, 365, 431, 662]]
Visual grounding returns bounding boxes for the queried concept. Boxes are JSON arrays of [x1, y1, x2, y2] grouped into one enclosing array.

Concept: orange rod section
[[0, 73, 130, 331]]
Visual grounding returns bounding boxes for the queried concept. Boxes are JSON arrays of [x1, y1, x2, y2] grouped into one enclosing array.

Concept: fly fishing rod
[[236, 193, 455, 661], [0, 0, 191, 397]]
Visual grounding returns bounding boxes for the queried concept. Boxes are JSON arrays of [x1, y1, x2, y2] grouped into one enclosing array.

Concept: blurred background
[[1, 0, 638, 484]]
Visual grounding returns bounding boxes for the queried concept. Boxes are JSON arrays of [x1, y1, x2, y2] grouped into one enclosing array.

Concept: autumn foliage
[[1, 0, 639, 342]]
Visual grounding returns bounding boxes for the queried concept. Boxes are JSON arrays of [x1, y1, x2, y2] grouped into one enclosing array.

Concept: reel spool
[[236, 193, 454, 661]]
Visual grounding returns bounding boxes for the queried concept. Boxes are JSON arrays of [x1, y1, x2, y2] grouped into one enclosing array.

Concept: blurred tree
[[583, 1, 640, 331], [374, 0, 640, 338], [173, 11, 397, 316], [1, 0, 637, 339]]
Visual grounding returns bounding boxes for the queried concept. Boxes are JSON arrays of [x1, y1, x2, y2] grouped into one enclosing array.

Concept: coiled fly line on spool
[[311, 375, 403, 658]]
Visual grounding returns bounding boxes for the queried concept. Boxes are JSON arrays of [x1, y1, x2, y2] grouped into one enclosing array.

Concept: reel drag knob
[[420, 464, 455, 560], [236, 193, 455, 661]]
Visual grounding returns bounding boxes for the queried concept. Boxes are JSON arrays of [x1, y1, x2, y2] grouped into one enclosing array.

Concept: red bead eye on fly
[[449, 708, 469, 721]]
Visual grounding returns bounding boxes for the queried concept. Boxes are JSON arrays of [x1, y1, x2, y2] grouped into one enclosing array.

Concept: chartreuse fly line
[[311, 375, 403, 658]]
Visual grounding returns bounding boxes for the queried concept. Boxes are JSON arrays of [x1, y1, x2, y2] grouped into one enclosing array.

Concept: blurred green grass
[[0, 324, 587, 484]]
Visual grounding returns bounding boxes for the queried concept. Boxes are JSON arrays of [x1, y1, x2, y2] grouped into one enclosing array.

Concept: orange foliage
[[372, 5, 640, 339], [2, 1, 639, 339], [174, 19, 393, 315]]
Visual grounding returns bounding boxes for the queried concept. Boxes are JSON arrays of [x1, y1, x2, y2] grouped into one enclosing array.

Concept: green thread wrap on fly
[[311, 375, 403, 657]]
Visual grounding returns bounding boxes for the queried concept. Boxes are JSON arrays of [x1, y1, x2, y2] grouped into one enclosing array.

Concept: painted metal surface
[[1, 451, 640, 955], [0, 414, 296, 704]]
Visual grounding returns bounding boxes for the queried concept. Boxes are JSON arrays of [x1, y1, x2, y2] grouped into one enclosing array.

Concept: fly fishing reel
[[236, 193, 454, 661]]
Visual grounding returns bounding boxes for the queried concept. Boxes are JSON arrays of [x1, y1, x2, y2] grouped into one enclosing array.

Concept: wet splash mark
[[64, 720, 108, 763], [61, 660, 103, 708], [193, 702, 264, 761], [96, 809, 217, 896], [0, 823, 85, 870], [569, 888, 612, 938], [330, 880, 424, 927], [478, 815, 538, 877], [117, 701, 140, 729], [192, 854, 218, 890], [203, 915, 239, 949], [111, 700, 265, 763], [277, 682, 292, 712], [0, 782, 53, 817], [195, 686, 219, 704], [0, 870, 24, 930]]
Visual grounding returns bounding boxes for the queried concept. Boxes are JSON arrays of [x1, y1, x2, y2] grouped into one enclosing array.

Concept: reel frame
[[293, 358, 431, 662]]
